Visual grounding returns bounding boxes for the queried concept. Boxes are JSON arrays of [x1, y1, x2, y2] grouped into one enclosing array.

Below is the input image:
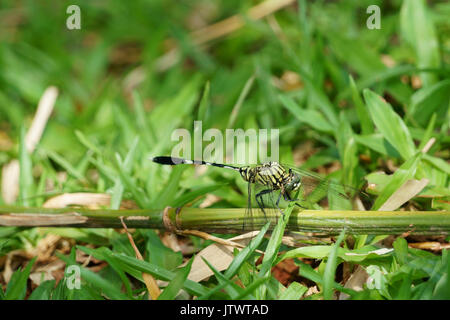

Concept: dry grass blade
[[25, 86, 58, 153], [1, 86, 58, 204], [177, 229, 247, 250], [339, 266, 369, 300], [43, 193, 112, 208], [154, 0, 295, 72], [378, 178, 429, 211], [119, 217, 161, 300], [186, 231, 265, 282], [191, 0, 295, 45], [421, 137, 435, 153], [408, 242, 450, 251], [187, 242, 236, 282], [43, 192, 138, 209], [1, 160, 20, 204]]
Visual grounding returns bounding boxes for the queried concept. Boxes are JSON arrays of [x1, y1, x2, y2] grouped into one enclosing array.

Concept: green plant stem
[[0, 206, 449, 235]]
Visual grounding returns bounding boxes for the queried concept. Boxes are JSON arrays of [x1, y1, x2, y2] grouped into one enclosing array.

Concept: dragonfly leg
[[255, 189, 274, 221], [275, 192, 284, 216], [283, 191, 307, 209]]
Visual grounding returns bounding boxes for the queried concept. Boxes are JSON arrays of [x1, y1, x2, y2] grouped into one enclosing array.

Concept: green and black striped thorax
[[239, 162, 301, 192]]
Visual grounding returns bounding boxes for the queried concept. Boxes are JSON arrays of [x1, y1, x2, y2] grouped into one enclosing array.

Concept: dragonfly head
[[285, 171, 301, 192]]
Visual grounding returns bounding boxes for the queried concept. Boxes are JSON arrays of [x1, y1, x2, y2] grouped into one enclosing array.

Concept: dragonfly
[[151, 156, 370, 230]]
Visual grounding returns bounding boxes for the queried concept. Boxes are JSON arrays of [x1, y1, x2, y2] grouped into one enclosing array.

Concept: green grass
[[0, 0, 449, 300]]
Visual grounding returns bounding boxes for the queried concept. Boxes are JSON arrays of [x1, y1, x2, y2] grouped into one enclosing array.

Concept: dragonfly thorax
[[239, 162, 300, 191]]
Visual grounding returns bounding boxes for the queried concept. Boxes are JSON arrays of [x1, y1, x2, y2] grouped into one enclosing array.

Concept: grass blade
[[197, 81, 210, 122], [224, 222, 270, 279], [257, 203, 296, 299], [279, 282, 308, 300], [400, 0, 440, 87], [5, 257, 36, 300], [279, 94, 333, 133], [111, 253, 209, 297], [28, 280, 56, 300], [18, 126, 34, 206], [201, 256, 248, 299], [364, 89, 416, 160], [323, 229, 346, 300], [372, 152, 422, 210], [349, 75, 374, 135], [158, 257, 193, 300]]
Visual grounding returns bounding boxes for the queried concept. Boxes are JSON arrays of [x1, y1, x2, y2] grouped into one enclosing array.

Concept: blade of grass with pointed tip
[[28, 280, 56, 300], [234, 276, 271, 300], [111, 137, 139, 209], [172, 184, 225, 208], [400, 0, 439, 87], [143, 231, 182, 271], [74, 130, 102, 155], [197, 281, 229, 300], [432, 251, 450, 299], [349, 75, 374, 135], [395, 273, 413, 300], [258, 203, 296, 299], [45, 149, 85, 181], [153, 165, 185, 208], [56, 252, 129, 300], [132, 90, 156, 148], [423, 154, 450, 176], [50, 276, 68, 300], [158, 257, 193, 300], [279, 282, 308, 300], [303, 78, 339, 128], [19, 126, 34, 206], [5, 257, 36, 300], [110, 252, 209, 297], [198, 81, 210, 122], [296, 260, 355, 296], [228, 75, 255, 128], [259, 206, 294, 276], [409, 80, 450, 125], [417, 113, 436, 151], [336, 112, 357, 188], [354, 134, 402, 158], [201, 256, 248, 300], [279, 94, 333, 133], [77, 245, 133, 298], [89, 157, 116, 183], [97, 248, 144, 283], [338, 65, 417, 101], [372, 152, 422, 210], [115, 153, 150, 208], [323, 229, 346, 300], [224, 222, 270, 279], [364, 89, 416, 160]]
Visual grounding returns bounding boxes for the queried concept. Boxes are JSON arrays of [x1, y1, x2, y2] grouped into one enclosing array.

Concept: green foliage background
[[0, 0, 449, 300]]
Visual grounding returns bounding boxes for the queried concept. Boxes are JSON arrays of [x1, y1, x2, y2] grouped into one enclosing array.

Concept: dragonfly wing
[[284, 164, 372, 207], [243, 181, 253, 231]]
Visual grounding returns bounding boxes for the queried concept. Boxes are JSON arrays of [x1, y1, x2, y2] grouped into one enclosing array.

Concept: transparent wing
[[243, 181, 253, 231], [243, 183, 280, 231], [282, 164, 372, 208]]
